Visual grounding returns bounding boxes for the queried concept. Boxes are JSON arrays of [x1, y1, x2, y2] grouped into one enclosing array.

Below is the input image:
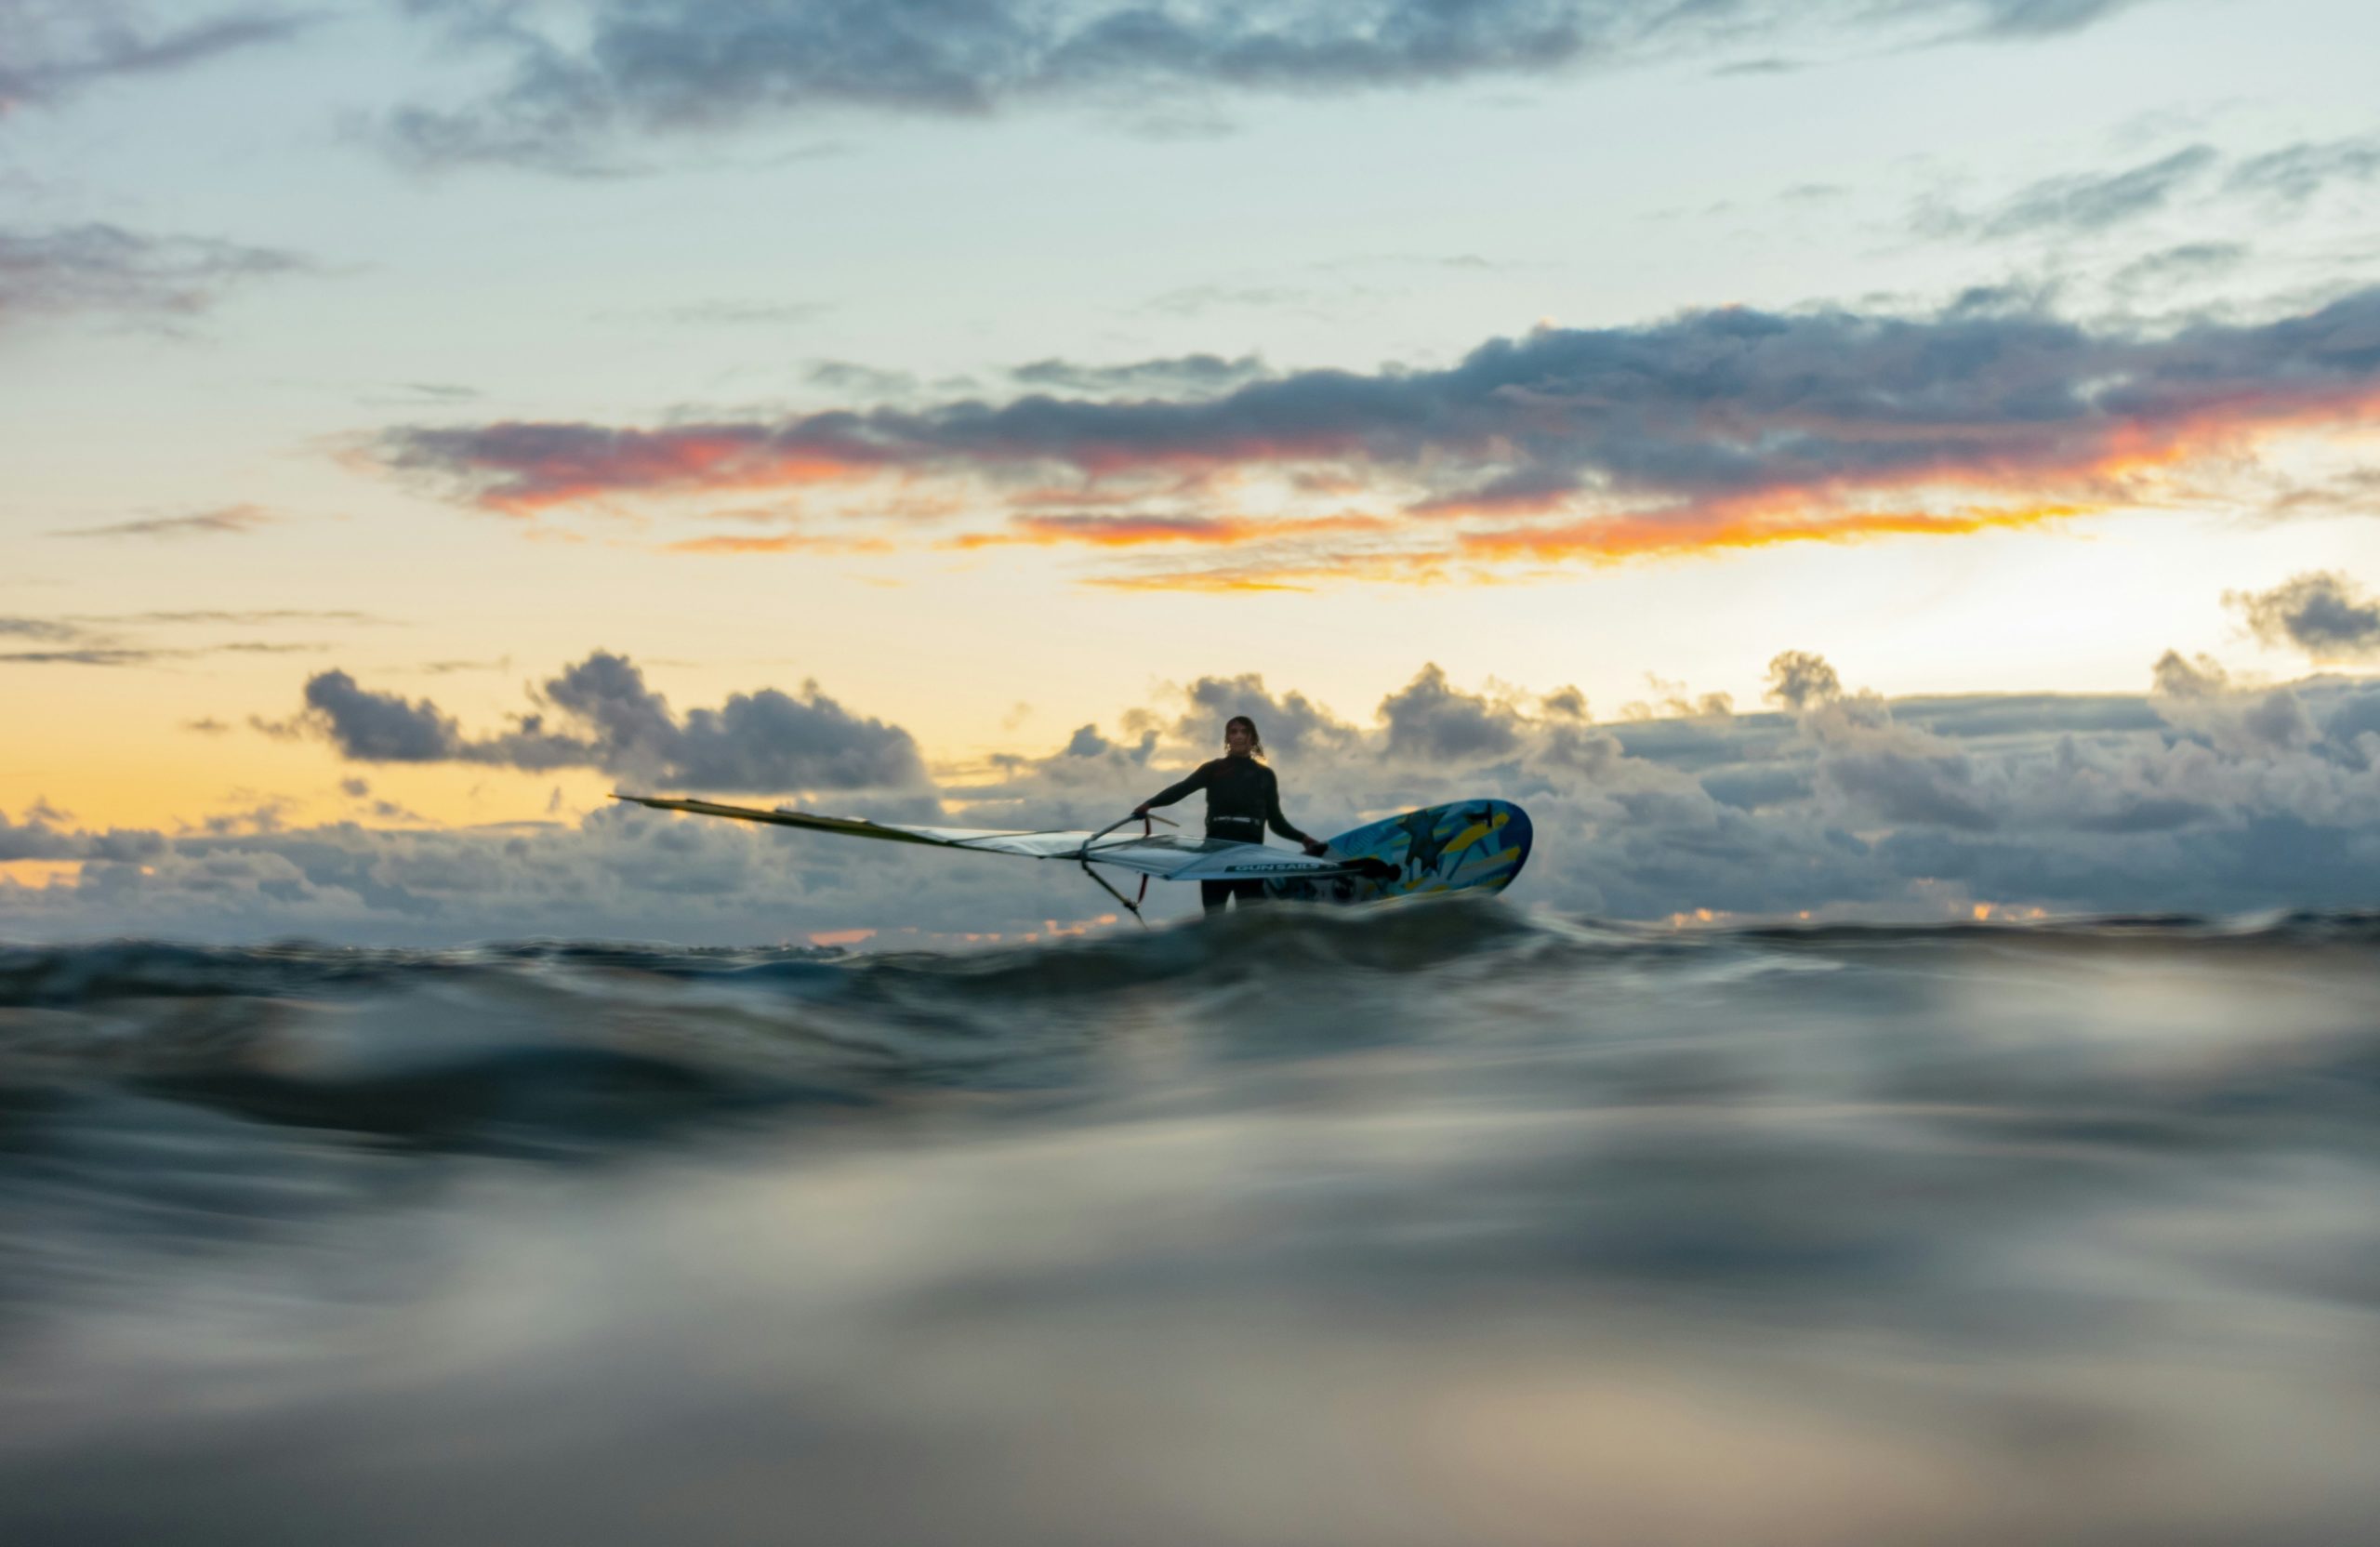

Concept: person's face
[[1223, 721, 1253, 756]]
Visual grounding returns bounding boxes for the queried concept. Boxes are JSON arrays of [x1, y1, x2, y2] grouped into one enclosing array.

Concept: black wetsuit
[[1142, 756, 1316, 912]]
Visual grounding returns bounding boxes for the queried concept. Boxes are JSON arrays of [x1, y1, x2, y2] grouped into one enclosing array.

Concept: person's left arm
[[1263, 769, 1329, 855]]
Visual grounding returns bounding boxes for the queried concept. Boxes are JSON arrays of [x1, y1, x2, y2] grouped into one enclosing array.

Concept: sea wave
[[5, 905, 2379, 1544]]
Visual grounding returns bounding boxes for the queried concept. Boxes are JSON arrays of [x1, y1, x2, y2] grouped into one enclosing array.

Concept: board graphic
[[1264, 799, 1532, 905]]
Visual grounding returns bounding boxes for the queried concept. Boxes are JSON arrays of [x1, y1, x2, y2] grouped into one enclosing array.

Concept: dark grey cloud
[[1925, 144, 2217, 240], [1606, 714, 1795, 773], [382, 0, 2149, 171], [298, 651, 931, 792], [0, 647, 173, 666], [2152, 648, 2228, 699], [1379, 664, 1526, 763], [15, 642, 2380, 943], [945, 648, 2380, 926], [1698, 763, 1813, 810], [0, 613, 338, 667], [303, 669, 465, 761], [382, 285, 2380, 558], [48, 504, 276, 540], [2228, 572, 2380, 664], [2228, 136, 2380, 206], [806, 360, 921, 397], [1966, 0, 2139, 37], [2109, 241, 2248, 296], [0, 222, 308, 330], [0, 2, 311, 114], [0, 616, 84, 642], [385, 0, 1599, 169], [1765, 650, 1841, 709], [1890, 692, 2164, 738], [1175, 672, 1358, 760], [412, 655, 512, 674], [0, 804, 164, 863], [1011, 353, 1271, 397], [1786, 681, 1999, 832]]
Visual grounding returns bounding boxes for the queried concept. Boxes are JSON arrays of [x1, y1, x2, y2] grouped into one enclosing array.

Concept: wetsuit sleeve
[[1261, 768, 1314, 845], [1141, 760, 1214, 810]]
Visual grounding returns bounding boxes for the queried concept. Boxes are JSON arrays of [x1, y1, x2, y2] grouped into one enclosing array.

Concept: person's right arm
[[1132, 761, 1212, 817]]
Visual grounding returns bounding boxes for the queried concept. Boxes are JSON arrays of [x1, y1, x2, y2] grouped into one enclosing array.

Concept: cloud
[[2228, 572, 2380, 664], [296, 651, 932, 793], [945, 511, 1388, 551], [2228, 136, 2380, 206], [1923, 145, 2217, 239], [102, 609, 390, 627], [1765, 651, 1842, 710], [1379, 664, 1527, 763], [16, 638, 2380, 943], [375, 284, 2380, 588], [47, 504, 277, 540], [1794, 681, 1999, 832], [0, 803, 163, 863], [2108, 241, 2248, 297], [1010, 353, 1271, 397], [0, 607, 351, 668], [2260, 467, 2380, 521], [412, 656, 511, 674], [0, 2, 310, 114], [805, 361, 920, 397], [0, 222, 307, 331], [379, 0, 2149, 171], [0, 648, 177, 666], [302, 669, 464, 760], [662, 531, 896, 556], [1172, 673, 1361, 760], [1916, 133, 2380, 256], [0, 616, 85, 642], [1138, 283, 1316, 318], [656, 300, 831, 327], [1966, 0, 2141, 38]]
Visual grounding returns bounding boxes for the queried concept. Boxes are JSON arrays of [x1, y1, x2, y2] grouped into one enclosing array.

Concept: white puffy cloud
[[13, 651, 2380, 945]]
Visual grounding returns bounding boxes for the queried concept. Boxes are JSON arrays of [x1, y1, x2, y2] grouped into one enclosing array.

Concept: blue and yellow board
[[1264, 799, 1533, 905]]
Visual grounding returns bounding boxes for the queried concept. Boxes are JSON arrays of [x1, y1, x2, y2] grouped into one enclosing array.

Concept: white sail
[[612, 795, 1353, 882]]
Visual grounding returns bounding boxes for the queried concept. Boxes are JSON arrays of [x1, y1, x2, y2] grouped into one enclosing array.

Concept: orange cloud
[[376, 289, 2380, 586], [490, 442, 868, 514], [1089, 549, 1468, 592], [664, 533, 896, 555], [1461, 498, 2096, 562], [945, 511, 1390, 550]]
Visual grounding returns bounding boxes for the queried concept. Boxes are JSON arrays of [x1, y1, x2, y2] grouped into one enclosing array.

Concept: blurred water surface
[[4, 903, 2378, 1545]]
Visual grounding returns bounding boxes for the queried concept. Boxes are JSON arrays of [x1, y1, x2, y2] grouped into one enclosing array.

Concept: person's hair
[[1225, 714, 1265, 760]]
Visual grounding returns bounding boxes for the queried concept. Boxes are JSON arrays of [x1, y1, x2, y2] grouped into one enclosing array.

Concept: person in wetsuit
[[1133, 714, 1329, 914]]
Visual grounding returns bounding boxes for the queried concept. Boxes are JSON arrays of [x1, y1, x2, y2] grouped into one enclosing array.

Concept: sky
[[5, 0, 2380, 944]]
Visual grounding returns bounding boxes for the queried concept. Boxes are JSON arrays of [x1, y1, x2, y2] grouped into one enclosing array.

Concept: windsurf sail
[[612, 795, 1373, 885]]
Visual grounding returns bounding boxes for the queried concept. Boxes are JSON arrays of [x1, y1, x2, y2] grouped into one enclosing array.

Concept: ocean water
[[3, 902, 2378, 1545]]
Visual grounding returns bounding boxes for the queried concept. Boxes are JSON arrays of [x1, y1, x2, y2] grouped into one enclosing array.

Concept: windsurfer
[[1133, 715, 1329, 913]]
